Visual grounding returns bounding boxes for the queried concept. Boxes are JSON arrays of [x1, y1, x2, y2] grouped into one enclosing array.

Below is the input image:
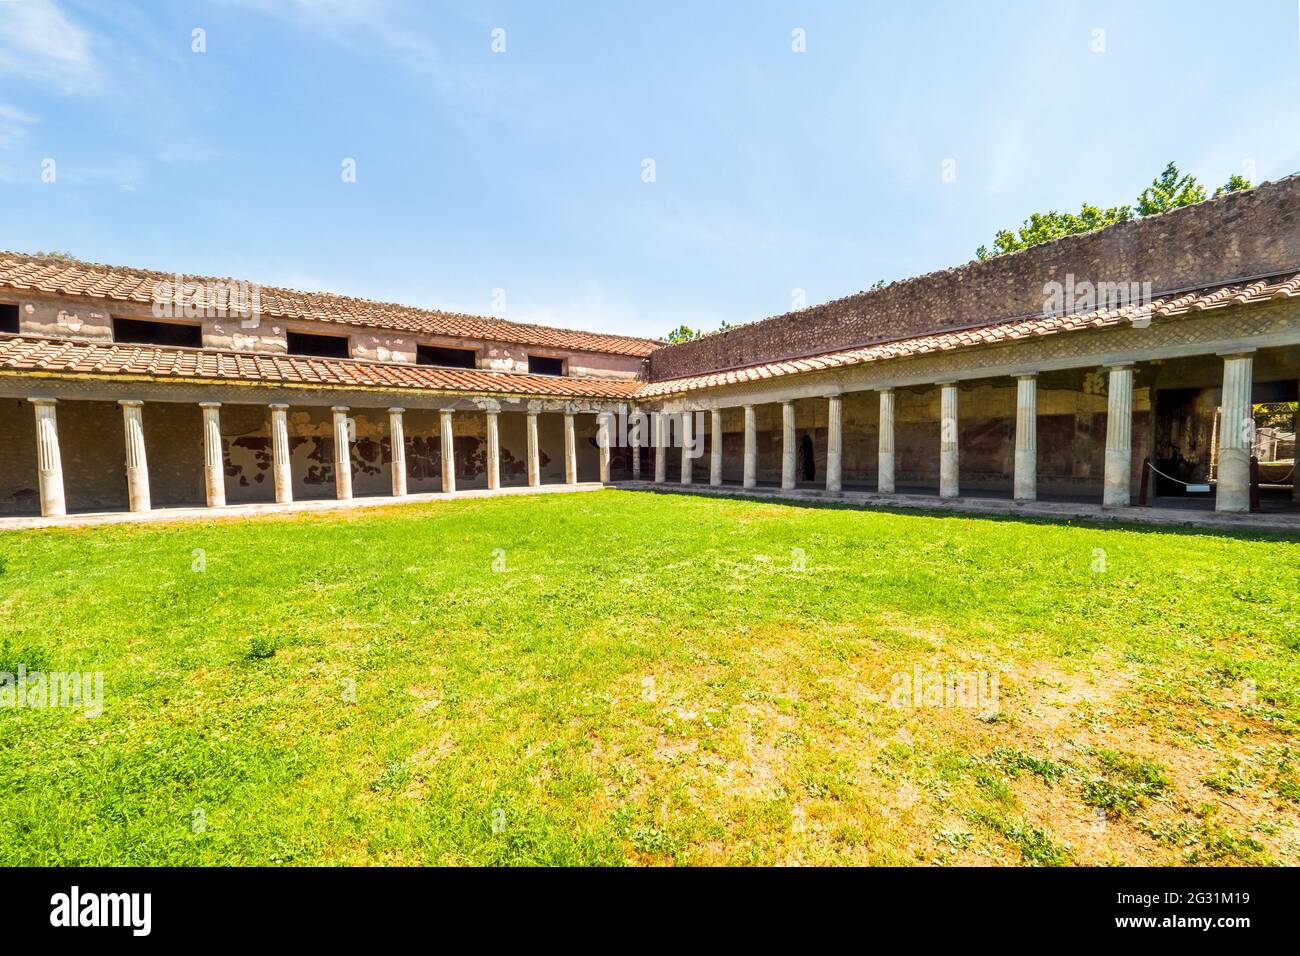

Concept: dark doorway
[[799, 433, 815, 482]]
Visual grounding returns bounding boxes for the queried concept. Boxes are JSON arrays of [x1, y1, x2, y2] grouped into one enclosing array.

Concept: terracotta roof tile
[[0, 252, 660, 358], [0, 334, 642, 400]]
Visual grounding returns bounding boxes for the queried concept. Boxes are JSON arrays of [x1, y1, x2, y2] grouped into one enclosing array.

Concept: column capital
[[877, 385, 895, 394], [330, 405, 350, 413], [268, 403, 290, 411], [935, 379, 958, 387], [118, 399, 144, 408], [1216, 348, 1257, 359], [1013, 372, 1038, 381], [199, 401, 221, 409], [28, 397, 58, 407], [484, 408, 499, 417], [1104, 363, 1136, 372], [387, 406, 405, 414]]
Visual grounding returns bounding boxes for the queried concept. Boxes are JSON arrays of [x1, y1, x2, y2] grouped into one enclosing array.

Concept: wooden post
[[1138, 457, 1151, 506], [1250, 456, 1260, 513]]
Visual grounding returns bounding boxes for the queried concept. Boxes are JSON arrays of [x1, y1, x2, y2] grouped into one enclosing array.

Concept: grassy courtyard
[[0, 489, 1297, 866]]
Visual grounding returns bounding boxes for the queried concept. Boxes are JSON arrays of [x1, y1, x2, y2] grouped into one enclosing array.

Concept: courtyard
[[0, 489, 1296, 865]]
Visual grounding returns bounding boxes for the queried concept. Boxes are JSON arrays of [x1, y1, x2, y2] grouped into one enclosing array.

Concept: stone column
[[118, 400, 151, 513], [1216, 352, 1254, 513], [1013, 375, 1037, 502], [631, 407, 642, 481], [1103, 365, 1134, 507], [680, 411, 694, 485], [709, 409, 723, 486], [332, 405, 353, 500], [388, 407, 407, 497], [878, 387, 895, 494], [485, 411, 501, 490], [780, 401, 796, 490], [526, 412, 540, 487], [653, 412, 666, 483], [199, 402, 226, 508], [440, 409, 456, 494], [563, 412, 577, 484], [826, 394, 843, 493], [939, 383, 959, 499], [743, 404, 757, 489], [597, 411, 611, 483], [269, 404, 293, 504], [30, 399, 65, 517]]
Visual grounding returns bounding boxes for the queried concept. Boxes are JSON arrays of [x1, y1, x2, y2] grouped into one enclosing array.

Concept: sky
[[1, 0, 1298, 341]]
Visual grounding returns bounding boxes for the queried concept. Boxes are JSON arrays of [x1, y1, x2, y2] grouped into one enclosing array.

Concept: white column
[[709, 409, 723, 486], [30, 398, 65, 517], [631, 407, 642, 481], [486, 411, 501, 491], [826, 394, 843, 493], [780, 401, 796, 490], [878, 388, 895, 494], [743, 405, 757, 489], [653, 412, 666, 483], [526, 412, 540, 487], [199, 402, 226, 508], [939, 383, 959, 499], [118, 400, 151, 513], [1103, 365, 1134, 507], [597, 411, 611, 483], [332, 405, 353, 500], [680, 411, 694, 485], [440, 409, 456, 493], [269, 404, 293, 504], [388, 407, 407, 497], [1216, 352, 1254, 513], [1013, 375, 1037, 502], [563, 412, 577, 484]]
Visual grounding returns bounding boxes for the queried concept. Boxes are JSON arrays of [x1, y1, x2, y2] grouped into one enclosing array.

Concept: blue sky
[[1, 0, 1298, 340]]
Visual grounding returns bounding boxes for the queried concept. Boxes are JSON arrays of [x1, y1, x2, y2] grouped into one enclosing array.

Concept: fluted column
[[485, 411, 501, 490], [199, 402, 226, 508], [388, 407, 407, 497], [563, 412, 577, 484], [826, 395, 843, 493], [878, 388, 895, 494], [780, 401, 796, 490], [653, 412, 666, 483], [709, 409, 723, 486], [1013, 375, 1037, 502], [440, 409, 456, 493], [743, 405, 757, 489], [597, 411, 611, 483], [939, 383, 959, 499], [30, 398, 65, 517], [332, 405, 353, 500], [1103, 365, 1134, 507], [1216, 353, 1254, 513], [526, 412, 540, 487], [680, 411, 694, 485], [269, 404, 293, 503], [118, 400, 151, 513]]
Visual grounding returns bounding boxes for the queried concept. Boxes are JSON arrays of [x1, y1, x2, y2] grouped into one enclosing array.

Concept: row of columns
[[26, 401, 595, 517], [647, 352, 1262, 514]]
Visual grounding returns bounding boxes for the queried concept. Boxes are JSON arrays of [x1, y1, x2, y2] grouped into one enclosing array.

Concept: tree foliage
[[664, 320, 734, 343], [976, 162, 1253, 260]]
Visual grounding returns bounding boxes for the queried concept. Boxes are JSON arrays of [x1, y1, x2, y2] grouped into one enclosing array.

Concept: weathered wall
[[649, 175, 1300, 381]]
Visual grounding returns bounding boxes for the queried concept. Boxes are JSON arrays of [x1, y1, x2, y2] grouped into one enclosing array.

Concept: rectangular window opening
[[112, 316, 203, 348], [286, 330, 350, 358], [527, 354, 565, 376], [0, 303, 19, 334], [417, 344, 477, 369]]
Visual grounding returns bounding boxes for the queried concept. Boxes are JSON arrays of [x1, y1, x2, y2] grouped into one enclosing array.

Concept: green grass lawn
[[1, 489, 1297, 866]]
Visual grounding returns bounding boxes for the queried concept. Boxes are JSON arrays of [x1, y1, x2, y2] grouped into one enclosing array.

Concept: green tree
[[1214, 174, 1253, 197], [665, 325, 703, 343], [1136, 161, 1207, 216], [976, 204, 1132, 260]]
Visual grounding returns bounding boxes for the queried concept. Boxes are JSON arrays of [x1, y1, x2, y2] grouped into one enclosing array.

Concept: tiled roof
[[0, 335, 642, 399], [637, 271, 1300, 397], [0, 252, 661, 358]]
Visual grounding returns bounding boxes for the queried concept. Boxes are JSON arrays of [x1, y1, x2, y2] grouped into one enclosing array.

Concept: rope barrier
[[1144, 460, 1200, 487]]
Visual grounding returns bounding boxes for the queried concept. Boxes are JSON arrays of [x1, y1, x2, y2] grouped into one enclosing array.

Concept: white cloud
[[0, 0, 97, 92], [0, 100, 37, 147]]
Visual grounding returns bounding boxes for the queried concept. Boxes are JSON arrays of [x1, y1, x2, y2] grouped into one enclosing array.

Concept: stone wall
[[649, 175, 1300, 381]]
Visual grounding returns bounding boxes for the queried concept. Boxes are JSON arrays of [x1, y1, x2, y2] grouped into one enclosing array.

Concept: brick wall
[[649, 175, 1300, 381]]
